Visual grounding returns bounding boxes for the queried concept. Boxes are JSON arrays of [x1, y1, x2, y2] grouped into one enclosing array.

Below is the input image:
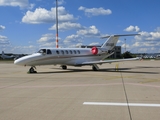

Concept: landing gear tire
[[29, 67, 37, 73], [92, 64, 99, 71], [61, 65, 67, 70], [92, 66, 98, 71]]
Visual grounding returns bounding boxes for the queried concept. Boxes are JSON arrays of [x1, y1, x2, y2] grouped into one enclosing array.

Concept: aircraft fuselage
[[14, 48, 109, 66]]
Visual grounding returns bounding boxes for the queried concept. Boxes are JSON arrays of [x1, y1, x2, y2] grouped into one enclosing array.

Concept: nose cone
[[14, 53, 41, 66], [14, 59, 24, 65], [14, 60, 17, 65], [14, 57, 28, 66]]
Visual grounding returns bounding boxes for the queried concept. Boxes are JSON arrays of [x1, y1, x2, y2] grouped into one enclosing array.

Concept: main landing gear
[[92, 64, 99, 71], [61, 65, 67, 70], [28, 66, 37, 73]]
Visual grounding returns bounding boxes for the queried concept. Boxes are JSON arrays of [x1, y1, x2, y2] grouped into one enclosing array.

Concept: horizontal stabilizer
[[101, 34, 140, 39]]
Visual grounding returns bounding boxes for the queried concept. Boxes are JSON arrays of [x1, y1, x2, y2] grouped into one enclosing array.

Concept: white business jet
[[1, 51, 15, 59], [14, 34, 140, 73]]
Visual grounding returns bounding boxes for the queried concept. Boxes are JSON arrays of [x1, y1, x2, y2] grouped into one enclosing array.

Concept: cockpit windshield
[[37, 49, 46, 54], [37, 49, 52, 55]]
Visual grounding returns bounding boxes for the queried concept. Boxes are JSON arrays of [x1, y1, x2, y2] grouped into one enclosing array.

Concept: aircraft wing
[[82, 57, 140, 65]]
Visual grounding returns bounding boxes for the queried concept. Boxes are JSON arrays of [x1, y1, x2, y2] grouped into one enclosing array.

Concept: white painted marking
[[83, 102, 160, 107]]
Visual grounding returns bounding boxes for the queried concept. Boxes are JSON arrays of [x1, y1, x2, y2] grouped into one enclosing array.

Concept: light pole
[[55, 0, 58, 48], [124, 38, 126, 53]]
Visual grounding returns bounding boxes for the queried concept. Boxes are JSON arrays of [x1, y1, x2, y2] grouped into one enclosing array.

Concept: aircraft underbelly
[[65, 56, 103, 65]]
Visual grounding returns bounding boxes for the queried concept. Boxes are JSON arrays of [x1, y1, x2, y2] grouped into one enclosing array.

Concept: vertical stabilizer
[[2, 51, 4, 56], [1, 51, 5, 59], [101, 35, 119, 50]]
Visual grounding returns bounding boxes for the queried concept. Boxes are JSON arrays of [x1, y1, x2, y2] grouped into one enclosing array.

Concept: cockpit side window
[[47, 49, 52, 54]]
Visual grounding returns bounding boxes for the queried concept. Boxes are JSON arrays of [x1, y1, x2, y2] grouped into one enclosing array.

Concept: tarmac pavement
[[0, 60, 160, 120]]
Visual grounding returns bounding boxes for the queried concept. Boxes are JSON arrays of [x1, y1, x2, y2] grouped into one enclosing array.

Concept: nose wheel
[[29, 66, 37, 73], [61, 65, 67, 70]]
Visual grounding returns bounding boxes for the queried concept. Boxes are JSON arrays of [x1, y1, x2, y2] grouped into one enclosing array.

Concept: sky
[[0, 0, 160, 54]]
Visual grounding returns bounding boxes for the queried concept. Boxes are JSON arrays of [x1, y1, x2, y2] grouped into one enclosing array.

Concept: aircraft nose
[[14, 59, 25, 66], [14, 59, 20, 65]]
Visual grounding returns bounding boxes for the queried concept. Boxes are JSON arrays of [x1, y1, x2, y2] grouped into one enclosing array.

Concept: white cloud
[[64, 34, 82, 43], [0, 25, 5, 31], [0, 35, 9, 45], [22, 7, 76, 24], [131, 40, 160, 53], [62, 25, 102, 47], [28, 3, 35, 10], [78, 6, 112, 17], [49, 22, 83, 31], [9, 45, 38, 54], [124, 25, 140, 32], [89, 42, 100, 46], [135, 29, 160, 41], [37, 33, 64, 48], [121, 44, 130, 49], [77, 25, 101, 37], [57, 0, 65, 5], [124, 27, 160, 53], [0, 0, 34, 9], [75, 43, 83, 47], [138, 48, 148, 53], [155, 27, 160, 32], [37, 33, 55, 43]]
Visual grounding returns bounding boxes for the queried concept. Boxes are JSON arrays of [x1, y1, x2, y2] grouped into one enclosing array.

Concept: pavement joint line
[[120, 71, 132, 120]]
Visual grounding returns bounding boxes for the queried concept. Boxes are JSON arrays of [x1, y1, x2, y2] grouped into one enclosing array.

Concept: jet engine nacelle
[[91, 47, 98, 55], [91, 47, 111, 55]]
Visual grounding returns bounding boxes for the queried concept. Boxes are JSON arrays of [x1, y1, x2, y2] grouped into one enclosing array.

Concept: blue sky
[[0, 0, 160, 54]]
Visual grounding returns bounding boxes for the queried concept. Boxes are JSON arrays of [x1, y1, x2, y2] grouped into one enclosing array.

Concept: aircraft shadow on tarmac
[[37, 66, 159, 74]]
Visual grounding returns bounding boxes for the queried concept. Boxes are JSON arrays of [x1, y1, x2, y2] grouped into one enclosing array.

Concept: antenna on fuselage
[[56, 0, 59, 48]]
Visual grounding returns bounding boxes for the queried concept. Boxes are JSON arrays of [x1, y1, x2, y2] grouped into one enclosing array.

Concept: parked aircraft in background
[[0, 51, 15, 59], [14, 34, 140, 73], [156, 55, 160, 59]]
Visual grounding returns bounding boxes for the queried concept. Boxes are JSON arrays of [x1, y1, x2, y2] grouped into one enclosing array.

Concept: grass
[[0, 59, 14, 63]]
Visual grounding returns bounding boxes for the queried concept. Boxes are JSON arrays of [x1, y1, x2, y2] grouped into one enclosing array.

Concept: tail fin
[[1, 51, 5, 59], [101, 34, 140, 50], [101, 35, 119, 50], [2, 51, 4, 56]]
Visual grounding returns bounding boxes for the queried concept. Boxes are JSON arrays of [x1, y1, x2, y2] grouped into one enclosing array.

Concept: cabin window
[[61, 50, 64, 54], [65, 50, 68, 54], [47, 49, 52, 54], [70, 50, 72, 54], [77, 50, 80, 54], [56, 50, 59, 54], [74, 50, 76, 54]]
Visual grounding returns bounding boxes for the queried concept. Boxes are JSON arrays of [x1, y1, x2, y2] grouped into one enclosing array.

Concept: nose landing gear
[[28, 66, 37, 73]]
